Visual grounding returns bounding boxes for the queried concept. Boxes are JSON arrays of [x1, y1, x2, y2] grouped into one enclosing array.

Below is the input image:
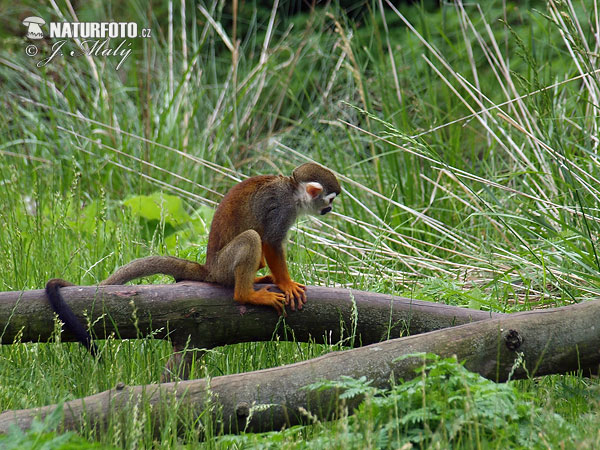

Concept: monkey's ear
[[305, 182, 323, 199]]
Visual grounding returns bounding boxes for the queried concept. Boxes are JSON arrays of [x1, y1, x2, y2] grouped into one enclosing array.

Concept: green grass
[[2, 0, 600, 447]]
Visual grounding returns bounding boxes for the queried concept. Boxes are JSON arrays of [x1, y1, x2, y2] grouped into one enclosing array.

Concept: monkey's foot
[[276, 280, 307, 311], [235, 286, 287, 316]]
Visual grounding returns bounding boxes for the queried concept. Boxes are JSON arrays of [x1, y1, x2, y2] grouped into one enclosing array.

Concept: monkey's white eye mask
[[320, 192, 337, 215], [301, 182, 337, 215]]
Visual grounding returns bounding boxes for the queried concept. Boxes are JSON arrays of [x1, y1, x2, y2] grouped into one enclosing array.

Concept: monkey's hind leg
[[210, 230, 286, 315]]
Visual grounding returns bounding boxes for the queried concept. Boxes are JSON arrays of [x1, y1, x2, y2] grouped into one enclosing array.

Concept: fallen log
[[1, 298, 598, 435], [0, 282, 499, 350]]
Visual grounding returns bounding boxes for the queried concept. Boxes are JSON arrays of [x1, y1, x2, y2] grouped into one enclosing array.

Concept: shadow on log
[[0, 282, 500, 349], [0, 298, 599, 435]]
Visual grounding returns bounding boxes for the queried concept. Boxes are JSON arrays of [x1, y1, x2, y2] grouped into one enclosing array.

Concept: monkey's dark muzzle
[[320, 207, 332, 215]]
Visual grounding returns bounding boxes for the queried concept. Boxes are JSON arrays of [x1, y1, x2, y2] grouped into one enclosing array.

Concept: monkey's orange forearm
[[263, 243, 306, 310], [262, 243, 291, 283]]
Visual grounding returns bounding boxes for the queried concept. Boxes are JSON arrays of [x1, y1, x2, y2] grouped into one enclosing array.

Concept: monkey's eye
[[324, 192, 336, 205]]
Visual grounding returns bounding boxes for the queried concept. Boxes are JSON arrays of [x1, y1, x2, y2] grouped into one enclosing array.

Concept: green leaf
[[65, 200, 115, 236], [123, 192, 191, 227]]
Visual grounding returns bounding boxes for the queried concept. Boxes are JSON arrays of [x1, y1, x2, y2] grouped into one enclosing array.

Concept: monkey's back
[[205, 175, 296, 266]]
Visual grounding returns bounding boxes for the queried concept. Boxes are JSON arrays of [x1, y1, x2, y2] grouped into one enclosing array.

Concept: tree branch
[[0, 282, 499, 349], [1, 298, 598, 434]]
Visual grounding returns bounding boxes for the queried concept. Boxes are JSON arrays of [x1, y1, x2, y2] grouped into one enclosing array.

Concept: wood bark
[[1, 298, 598, 435], [0, 282, 499, 349]]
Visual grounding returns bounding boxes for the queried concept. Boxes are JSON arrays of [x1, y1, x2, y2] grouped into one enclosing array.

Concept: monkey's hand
[[276, 280, 307, 311], [254, 275, 274, 284]]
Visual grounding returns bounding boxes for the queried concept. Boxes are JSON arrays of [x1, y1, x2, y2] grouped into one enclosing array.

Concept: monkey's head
[[292, 163, 341, 216]]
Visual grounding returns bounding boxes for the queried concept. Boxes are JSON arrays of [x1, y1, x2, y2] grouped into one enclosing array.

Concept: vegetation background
[[1, 0, 600, 448]]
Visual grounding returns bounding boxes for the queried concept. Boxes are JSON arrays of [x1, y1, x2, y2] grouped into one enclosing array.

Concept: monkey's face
[[300, 182, 338, 216], [318, 192, 337, 215]]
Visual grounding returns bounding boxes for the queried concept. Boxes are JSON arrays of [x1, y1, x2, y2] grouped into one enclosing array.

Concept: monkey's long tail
[[46, 278, 99, 356], [100, 255, 209, 285], [45, 256, 208, 357]]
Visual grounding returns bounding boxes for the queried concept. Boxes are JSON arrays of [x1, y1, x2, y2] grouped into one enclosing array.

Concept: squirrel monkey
[[46, 163, 341, 354]]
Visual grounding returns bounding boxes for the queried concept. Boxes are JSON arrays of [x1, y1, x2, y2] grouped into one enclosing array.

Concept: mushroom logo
[[23, 16, 45, 40]]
